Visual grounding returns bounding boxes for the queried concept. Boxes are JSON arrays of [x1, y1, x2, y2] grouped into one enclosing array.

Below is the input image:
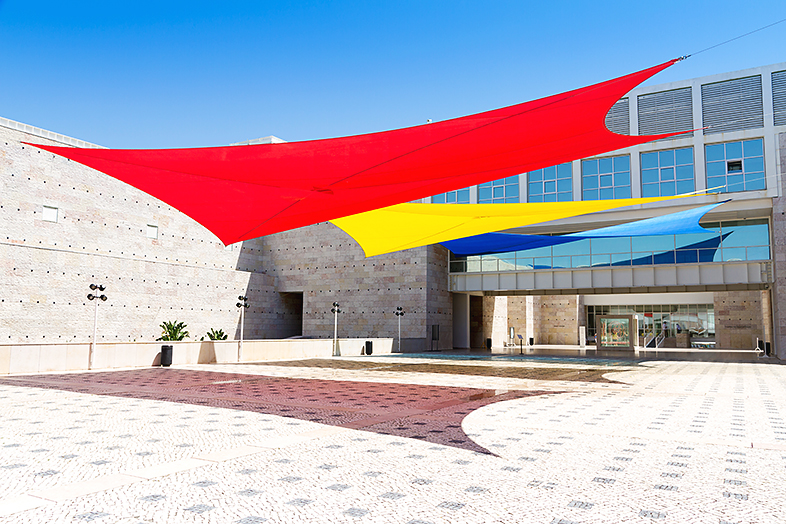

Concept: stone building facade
[[0, 121, 451, 350], [2, 62, 784, 356]]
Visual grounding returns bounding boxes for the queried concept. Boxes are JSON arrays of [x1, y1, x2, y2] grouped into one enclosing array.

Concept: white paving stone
[[0, 359, 785, 523]]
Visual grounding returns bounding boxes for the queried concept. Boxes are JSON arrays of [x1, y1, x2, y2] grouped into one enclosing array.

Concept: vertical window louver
[[637, 87, 693, 140], [701, 75, 763, 134], [605, 98, 630, 135], [773, 70, 786, 127]]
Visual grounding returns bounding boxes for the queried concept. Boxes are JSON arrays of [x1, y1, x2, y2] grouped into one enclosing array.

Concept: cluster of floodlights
[[87, 283, 107, 302]]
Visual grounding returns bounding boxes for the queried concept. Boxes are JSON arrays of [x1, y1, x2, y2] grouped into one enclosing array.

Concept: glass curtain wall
[[449, 219, 770, 273], [586, 304, 715, 344], [479, 176, 520, 203], [432, 187, 471, 204]]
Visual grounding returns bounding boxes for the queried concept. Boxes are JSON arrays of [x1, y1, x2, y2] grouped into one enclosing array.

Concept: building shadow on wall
[[234, 240, 303, 340]]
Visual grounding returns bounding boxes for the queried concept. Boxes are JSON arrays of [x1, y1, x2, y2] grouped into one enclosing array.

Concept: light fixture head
[[98, 285, 106, 291], [100, 295, 107, 301], [87, 293, 94, 300], [333, 301, 339, 307], [89, 284, 98, 290], [238, 295, 247, 301]]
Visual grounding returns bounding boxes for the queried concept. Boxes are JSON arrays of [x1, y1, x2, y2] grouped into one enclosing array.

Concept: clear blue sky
[[1, 1, 784, 148]]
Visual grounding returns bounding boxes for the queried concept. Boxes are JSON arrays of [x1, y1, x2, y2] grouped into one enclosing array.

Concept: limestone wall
[[0, 124, 277, 344], [426, 245, 453, 350], [0, 121, 454, 350], [507, 296, 528, 344], [538, 296, 580, 345], [482, 296, 508, 347], [714, 290, 771, 349], [480, 295, 579, 347], [254, 222, 450, 351], [469, 295, 484, 348]]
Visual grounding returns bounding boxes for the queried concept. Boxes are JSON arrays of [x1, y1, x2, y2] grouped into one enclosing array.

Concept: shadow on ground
[[0, 362, 621, 453]]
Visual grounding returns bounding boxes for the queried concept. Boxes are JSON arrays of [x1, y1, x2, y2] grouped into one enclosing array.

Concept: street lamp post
[[87, 284, 107, 370], [395, 306, 405, 353], [236, 295, 249, 362], [331, 301, 341, 356]]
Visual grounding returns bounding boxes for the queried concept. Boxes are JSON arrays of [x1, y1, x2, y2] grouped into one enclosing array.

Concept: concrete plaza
[[0, 355, 785, 523]]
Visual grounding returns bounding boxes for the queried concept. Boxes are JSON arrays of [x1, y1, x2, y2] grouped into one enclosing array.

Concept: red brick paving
[[0, 368, 555, 454]]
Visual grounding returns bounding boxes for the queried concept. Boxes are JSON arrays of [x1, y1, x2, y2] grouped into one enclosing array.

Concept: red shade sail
[[29, 59, 681, 245]]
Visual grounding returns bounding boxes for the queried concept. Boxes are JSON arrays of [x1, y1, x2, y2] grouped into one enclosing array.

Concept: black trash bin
[[365, 340, 373, 355], [485, 338, 492, 350], [161, 345, 173, 367]]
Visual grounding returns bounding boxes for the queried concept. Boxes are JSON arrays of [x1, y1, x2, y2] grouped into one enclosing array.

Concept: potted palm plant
[[157, 320, 189, 367], [205, 328, 227, 340]]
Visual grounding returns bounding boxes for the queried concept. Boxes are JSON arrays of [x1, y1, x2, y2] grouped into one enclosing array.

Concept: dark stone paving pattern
[[248, 359, 623, 383], [0, 369, 554, 454]]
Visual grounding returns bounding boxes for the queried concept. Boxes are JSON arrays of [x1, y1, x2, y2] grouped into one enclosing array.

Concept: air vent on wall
[[605, 98, 629, 135], [638, 87, 693, 140], [701, 75, 763, 134], [773, 70, 786, 127]]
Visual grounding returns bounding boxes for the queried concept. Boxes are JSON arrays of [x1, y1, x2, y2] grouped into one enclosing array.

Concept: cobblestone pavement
[[0, 357, 785, 523]]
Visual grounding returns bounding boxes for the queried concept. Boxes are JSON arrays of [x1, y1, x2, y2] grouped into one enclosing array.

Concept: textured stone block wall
[[482, 296, 508, 347], [538, 295, 580, 345], [0, 122, 455, 349], [255, 222, 451, 350], [481, 295, 579, 347], [426, 245, 453, 350], [507, 296, 533, 344], [469, 295, 484, 348], [714, 290, 770, 349], [0, 125, 276, 343]]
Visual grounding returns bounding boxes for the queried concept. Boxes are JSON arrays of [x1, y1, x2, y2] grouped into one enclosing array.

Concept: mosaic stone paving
[[0, 368, 554, 454], [0, 357, 785, 523], [248, 359, 623, 383]]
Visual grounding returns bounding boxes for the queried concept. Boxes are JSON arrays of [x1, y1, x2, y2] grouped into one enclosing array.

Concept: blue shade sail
[[442, 202, 726, 256], [568, 202, 724, 238]]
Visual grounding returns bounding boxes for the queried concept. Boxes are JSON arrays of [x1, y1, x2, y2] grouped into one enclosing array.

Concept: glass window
[[640, 147, 695, 197], [448, 220, 769, 273], [582, 155, 630, 200], [478, 176, 519, 204], [704, 139, 765, 193], [527, 163, 571, 202], [431, 187, 471, 204]]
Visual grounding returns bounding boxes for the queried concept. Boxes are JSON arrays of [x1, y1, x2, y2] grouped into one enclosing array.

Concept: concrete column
[[772, 132, 786, 358], [452, 293, 470, 349], [572, 160, 582, 201], [629, 95, 642, 198], [691, 82, 707, 192]]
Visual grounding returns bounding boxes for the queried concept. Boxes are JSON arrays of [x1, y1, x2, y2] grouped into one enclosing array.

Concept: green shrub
[[157, 320, 189, 341], [206, 328, 228, 340]]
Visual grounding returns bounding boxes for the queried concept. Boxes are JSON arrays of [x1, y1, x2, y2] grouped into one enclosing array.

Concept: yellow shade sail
[[331, 195, 696, 257]]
